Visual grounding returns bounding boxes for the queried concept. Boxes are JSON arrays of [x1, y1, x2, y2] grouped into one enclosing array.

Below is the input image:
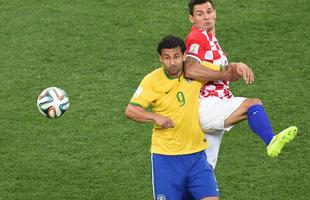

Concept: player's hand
[[222, 65, 241, 82], [236, 63, 254, 84], [153, 115, 175, 129]]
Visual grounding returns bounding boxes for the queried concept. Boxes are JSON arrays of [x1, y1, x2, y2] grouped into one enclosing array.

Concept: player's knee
[[244, 98, 262, 107], [252, 98, 262, 105]]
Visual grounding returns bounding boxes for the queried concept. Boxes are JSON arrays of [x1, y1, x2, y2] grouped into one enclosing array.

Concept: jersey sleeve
[[201, 61, 221, 71], [186, 33, 207, 63], [129, 75, 157, 109]]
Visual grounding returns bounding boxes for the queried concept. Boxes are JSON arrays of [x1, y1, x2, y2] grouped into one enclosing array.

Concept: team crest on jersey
[[156, 194, 166, 200], [188, 43, 200, 54]]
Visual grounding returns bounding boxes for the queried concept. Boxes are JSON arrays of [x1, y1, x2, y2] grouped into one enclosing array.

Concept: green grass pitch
[[0, 0, 309, 199]]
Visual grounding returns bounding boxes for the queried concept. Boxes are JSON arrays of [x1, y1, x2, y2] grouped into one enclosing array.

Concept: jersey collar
[[162, 66, 183, 80], [191, 25, 203, 32]]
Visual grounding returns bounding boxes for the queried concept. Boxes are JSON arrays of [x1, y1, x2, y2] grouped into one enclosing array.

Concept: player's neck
[[170, 70, 183, 79], [210, 27, 216, 36], [163, 67, 183, 79]]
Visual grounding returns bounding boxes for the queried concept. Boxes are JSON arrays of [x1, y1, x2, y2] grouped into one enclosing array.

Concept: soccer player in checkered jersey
[[184, 0, 297, 169]]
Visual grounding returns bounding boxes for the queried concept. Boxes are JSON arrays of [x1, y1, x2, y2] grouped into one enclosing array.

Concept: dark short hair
[[157, 35, 186, 55], [188, 0, 215, 16]]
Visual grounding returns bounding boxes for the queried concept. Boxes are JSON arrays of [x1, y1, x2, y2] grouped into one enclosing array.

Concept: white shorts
[[199, 96, 246, 132], [200, 96, 246, 168]]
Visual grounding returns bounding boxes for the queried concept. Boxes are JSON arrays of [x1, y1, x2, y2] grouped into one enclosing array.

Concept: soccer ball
[[37, 87, 69, 118]]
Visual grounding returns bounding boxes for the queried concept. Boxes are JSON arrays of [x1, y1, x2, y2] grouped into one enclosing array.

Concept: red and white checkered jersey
[[186, 26, 233, 99]]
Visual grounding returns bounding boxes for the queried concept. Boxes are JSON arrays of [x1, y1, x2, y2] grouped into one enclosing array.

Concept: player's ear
[[189, 15, 194, 24], [159, 54, 163, 63], [182, 53, 186, 61]]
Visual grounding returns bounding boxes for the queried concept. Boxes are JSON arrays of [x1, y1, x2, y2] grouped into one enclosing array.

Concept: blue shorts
[[151, 151, 219, 200]]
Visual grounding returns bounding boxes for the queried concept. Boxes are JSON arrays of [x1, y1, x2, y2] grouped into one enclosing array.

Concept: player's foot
[[266, 126, 297, 157]]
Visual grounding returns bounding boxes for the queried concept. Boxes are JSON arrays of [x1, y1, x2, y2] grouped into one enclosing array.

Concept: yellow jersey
[[130, 67, 208, 155]]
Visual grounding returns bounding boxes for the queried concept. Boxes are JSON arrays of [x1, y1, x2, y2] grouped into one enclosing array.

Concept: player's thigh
[[225, 98, 262, 122], [187, 151, 219, 199], [151, 154, 185, 200], [199, 97, 246, 131]]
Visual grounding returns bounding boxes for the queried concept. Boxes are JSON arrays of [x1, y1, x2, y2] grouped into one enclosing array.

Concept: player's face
[[189, 2, 216, 32], [160, 47, 184, 78]]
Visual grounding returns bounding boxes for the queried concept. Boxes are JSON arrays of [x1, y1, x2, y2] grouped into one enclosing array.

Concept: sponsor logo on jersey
[[165, 89, 171, 94]]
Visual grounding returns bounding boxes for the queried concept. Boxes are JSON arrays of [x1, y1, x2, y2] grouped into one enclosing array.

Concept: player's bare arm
[[184, 56, 243, 82], [184, 56, 223, 81], [125, 104, 174, 129], [226, 62, 254, 84]]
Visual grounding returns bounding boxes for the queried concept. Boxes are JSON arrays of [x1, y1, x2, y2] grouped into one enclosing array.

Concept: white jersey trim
[[151, 153, 156, 200]]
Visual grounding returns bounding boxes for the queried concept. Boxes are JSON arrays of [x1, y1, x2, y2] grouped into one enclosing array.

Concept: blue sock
[[247, 105, 274, 145]]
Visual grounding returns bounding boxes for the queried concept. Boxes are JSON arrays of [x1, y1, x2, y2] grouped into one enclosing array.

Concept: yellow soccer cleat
[[266, 126, 298, 157]]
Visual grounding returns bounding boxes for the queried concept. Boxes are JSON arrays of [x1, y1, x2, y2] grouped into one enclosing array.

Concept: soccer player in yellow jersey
[[125, 36, 222, 200]]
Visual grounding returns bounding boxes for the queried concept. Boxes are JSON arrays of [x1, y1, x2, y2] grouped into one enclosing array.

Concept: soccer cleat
[[266, 126, 297, 157]]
